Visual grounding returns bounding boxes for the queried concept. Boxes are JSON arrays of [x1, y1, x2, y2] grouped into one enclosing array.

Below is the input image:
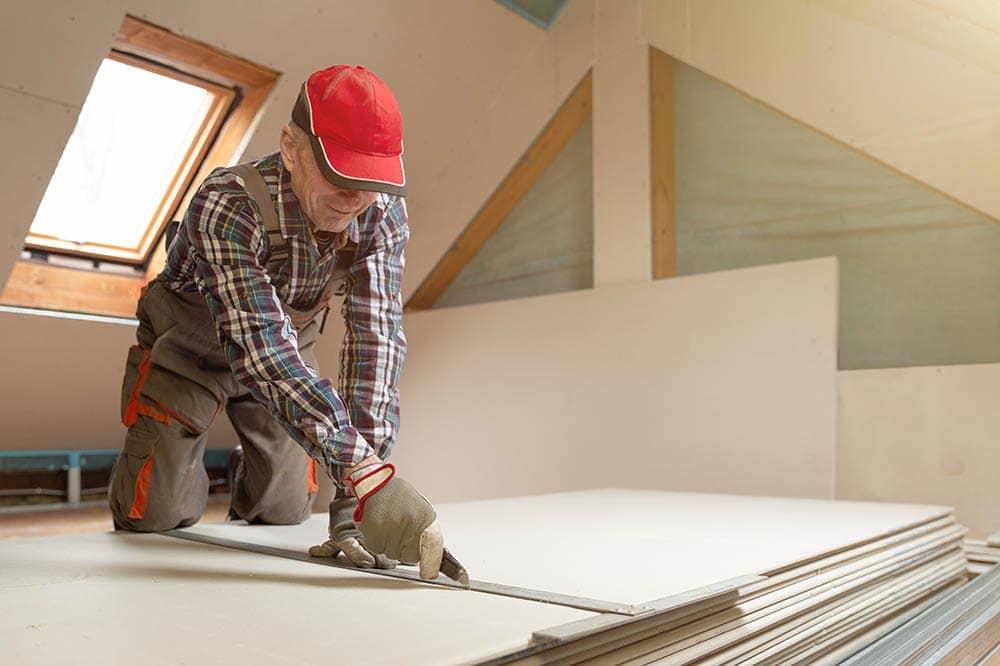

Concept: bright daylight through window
[[26, 54, 231, 264]]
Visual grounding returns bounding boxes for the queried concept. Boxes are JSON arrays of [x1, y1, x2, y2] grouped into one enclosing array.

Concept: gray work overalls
[[109, 165, 353, 531]]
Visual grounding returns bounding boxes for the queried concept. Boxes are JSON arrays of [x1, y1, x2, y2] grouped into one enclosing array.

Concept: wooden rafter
[[406, 70, 593, 311], [650, 47, 677, 280]]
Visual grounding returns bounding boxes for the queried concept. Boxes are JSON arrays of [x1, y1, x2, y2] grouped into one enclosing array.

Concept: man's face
[[282, 130, 379, 233]]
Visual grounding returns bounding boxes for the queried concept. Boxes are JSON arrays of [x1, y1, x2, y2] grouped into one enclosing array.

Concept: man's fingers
[[311, 537, 398, 571], [338, 537, 377, 568], [418, 520, 445, 581], [308, 540, 342, 559], [373, 553, 398, 570]]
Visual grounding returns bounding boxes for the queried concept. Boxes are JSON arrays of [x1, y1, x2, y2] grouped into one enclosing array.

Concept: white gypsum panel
[[0, 532, 594, 666], [330, 257, 838, 503], [178, 489, 950, 607], [838, 363, 1000, 535]]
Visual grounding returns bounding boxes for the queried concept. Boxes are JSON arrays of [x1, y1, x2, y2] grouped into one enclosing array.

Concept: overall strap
[[230, 164, 288, 266]]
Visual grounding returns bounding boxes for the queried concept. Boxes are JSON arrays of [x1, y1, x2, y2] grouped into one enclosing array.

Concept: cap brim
[[309, 132, 407, 197]]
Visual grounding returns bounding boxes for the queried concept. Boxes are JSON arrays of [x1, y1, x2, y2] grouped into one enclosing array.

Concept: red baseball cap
[[291, 65, 406, 196]]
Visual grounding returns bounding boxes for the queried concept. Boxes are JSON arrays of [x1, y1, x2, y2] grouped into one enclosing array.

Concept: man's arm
[[339, 196, 409, 463], [185, 171, 376, 478]]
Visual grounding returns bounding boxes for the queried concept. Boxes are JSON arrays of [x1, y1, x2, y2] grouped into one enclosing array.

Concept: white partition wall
[[838, 363, 1000, 535], [331, 258, 839, 503]]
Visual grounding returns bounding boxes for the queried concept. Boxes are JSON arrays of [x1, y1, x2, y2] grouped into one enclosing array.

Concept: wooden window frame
[[23, 51, 236, 264], [1, 15, 280, 318]]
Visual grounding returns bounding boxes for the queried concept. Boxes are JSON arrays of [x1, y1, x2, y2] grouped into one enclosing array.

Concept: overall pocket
[[139, 363, 221, 435]]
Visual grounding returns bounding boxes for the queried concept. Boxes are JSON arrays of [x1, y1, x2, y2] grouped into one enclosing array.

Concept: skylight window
[[2, 15, 279, 319], [25, 53, 234, 264]]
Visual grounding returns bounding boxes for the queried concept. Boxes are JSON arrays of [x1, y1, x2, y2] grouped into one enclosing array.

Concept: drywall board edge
[[796, 582, 963, 665], [923, 598, 1000, 664], [758, 509, 954, 578], [653, 551, 967, 664], [554, 558, 966, 666], [673, 555, 967, 665], [554, 527, 964, 665], [531, 575, 763, 642], [840, 564, 1000, 665], [161, 528, 637, 616]]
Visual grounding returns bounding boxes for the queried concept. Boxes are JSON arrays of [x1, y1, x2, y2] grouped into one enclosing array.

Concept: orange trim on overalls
[[136, 403, 171, 426], [128, 455, 155, 519], [123, 348, 153, 427], [307, 459, 318, 494]]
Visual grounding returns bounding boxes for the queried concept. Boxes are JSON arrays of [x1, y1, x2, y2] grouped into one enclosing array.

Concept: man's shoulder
[[373, 193, 407, 227], [200, 152, 281, 198]]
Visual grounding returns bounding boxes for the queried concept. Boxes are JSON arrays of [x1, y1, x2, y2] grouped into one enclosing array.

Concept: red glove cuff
[[347, 463, 396, 522]]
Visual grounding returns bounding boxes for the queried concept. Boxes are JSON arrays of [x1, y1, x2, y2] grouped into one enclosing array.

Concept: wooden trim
[[650, 47, 677, 280], [0, 261, 143, 318], [406, 70, 593, 311], [23, 51, 235, 264]]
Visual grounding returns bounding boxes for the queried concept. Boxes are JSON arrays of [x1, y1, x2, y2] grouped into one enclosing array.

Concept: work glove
[[347, 463, 444, 581], [308, 495, 397, 569]]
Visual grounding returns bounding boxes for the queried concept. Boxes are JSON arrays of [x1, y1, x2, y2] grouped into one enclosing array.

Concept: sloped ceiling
[[643, 0, 1000, 232], [0, 0, 589, 297]]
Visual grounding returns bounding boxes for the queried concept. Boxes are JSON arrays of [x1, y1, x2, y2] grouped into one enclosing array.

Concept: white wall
[[838, 363, 1000, 535], [319, 258, 839, 503], [0, 310, 238, 451]]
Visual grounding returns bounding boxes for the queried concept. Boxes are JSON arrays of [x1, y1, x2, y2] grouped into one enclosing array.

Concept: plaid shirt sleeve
[[185, 174, 375, 479], [339, 197, 409, 463]]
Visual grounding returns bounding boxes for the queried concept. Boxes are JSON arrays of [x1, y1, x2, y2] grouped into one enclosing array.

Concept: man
[[110, 65, 445, 579]]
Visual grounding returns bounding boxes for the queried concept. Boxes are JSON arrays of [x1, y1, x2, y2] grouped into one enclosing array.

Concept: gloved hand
[[348, 463, 444, 580], [308, 495, 397, 569]]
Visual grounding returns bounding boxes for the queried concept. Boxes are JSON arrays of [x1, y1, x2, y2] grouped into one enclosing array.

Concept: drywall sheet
[[0, 531, 593, 666], [360, 257, 839, 502], [179, 489, 950, 608], [838, 363, 1000, 535]]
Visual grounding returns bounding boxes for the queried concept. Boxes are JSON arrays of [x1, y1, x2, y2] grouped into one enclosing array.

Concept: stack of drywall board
[[1, 490, 967, 665], [964, 532, 1000, 577], [839, 564, 1000, 665]]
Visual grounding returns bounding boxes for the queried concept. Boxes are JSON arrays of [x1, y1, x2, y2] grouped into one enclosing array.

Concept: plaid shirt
[[161, 153, 408, 484]]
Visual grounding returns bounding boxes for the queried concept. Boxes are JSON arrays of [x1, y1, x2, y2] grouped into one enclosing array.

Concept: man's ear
[[279, 125, 297, 172]]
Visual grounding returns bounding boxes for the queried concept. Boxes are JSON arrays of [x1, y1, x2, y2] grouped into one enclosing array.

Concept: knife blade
[[439, 548, 470, 588]]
